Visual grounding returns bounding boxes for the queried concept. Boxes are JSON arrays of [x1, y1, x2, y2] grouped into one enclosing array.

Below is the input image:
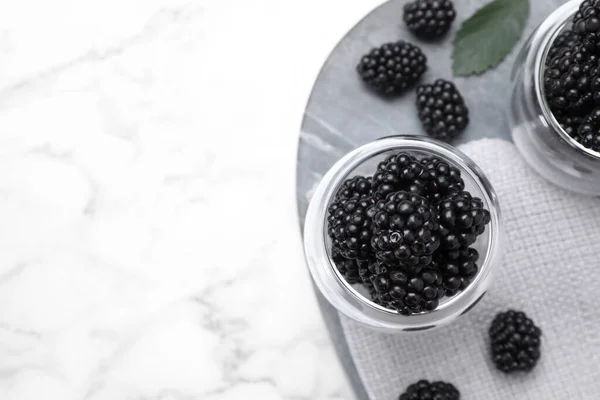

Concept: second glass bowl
[[303, 136, 502, 333]]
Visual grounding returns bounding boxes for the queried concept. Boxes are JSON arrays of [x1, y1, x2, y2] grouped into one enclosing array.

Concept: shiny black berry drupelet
[[403, 0, 456, 40], [371, 263, 445, 314], [437, 247, 479, 296], [544, 43, 599, 116], [490, 310, 542, 373], [399, 380, 460, 400], [372, 152, 424, 199], [370, 191, 440, 271], [336, 175, 372, 200], [357, 41, 427, 95], [416, 79, 469, 142], [413, 157, 465, 203], [576, 107, 600, 151], [328, 196, 375, 260]]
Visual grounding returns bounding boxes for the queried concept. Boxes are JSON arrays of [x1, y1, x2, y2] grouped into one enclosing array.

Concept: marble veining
[[0, 0, 386, 398]]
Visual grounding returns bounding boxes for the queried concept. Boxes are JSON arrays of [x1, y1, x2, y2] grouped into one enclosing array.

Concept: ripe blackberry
[[399, 380, 460, 400], [357, 41, 427, 95], [555, 111, 583, 137], [331, 245, 360, 284], [544, 43, 598, 116], [576, 107, 600, 151], [357, 257, 376, 287], [403, 0, 456, 40], [546, 30, 578, 64], [372, 152, 425, 199], [327, 196, 376, 260], [369, 191, 440, 271], [573, 0, 600, 52], [371, 263, 444, 314], [412, 157, 465, 203], [416, 79, 469, 141], [437, 247, 479, 296], [438, 191, 491, 236], [335, 175, 372, 200], [489, 310, 542, 373]]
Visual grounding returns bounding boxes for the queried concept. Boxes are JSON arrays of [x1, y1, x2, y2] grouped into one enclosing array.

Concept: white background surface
[[0, 0, 385, 399]]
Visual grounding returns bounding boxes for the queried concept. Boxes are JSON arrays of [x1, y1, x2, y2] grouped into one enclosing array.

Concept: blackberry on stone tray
[[403, 0, 456, 40], [416, 79, 469, 142], [371, 263, 444, 314], [413, 157, 465, 203], [490, 310, 542, 373], [357, 41, 427, 95], [399, 380, 460, 400], [369, 191, 440, 271], [327, 196, 375, 260], [576, 107, 600, 151], [335, 175, 372, 200]]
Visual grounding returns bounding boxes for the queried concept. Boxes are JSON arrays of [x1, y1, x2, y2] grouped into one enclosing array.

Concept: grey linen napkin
[[341, 139, 600, 400]]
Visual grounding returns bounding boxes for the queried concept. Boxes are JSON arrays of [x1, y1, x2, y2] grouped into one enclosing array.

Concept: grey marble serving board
[[296, 0, 567, 398]]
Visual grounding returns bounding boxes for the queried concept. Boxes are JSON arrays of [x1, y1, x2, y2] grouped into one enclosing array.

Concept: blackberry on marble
[[327, 197, 376, 260], [335, 175, 372, 200], [372, 152, 424, 199], [403, 0, 456, 40], [399, 380, 460, 400], [357, 41, 427, 95], [412, 157, 465, 203], [490, 310, 542, 373], [371, 263, 444, 315], [416, 79, 469, 141], [369, 191, 440, 270], [331, 245, 360, 284]]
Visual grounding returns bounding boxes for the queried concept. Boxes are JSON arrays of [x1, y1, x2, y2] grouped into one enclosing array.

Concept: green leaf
[[452, 0, 530, 77]]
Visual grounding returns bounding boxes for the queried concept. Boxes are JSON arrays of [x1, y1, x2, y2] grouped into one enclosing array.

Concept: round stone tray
[[295, 0, 565, 398]]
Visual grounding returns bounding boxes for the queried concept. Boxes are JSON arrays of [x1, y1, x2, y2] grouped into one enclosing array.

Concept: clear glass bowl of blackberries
[[509, 0, 600, 195], [303, 136, 501, 333]]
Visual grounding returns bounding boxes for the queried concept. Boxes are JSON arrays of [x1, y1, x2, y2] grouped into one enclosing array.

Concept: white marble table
[[0, 0, 384, 398]]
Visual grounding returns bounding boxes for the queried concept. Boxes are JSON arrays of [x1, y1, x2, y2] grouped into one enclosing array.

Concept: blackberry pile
[[489, 310, 542, 373], [544, 0, 600, 152], [399, 380, 460, 400], [327, 152, 491, 314]]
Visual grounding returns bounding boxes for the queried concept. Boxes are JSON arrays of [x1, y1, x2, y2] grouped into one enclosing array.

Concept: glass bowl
[[303, 136, 502, 333]]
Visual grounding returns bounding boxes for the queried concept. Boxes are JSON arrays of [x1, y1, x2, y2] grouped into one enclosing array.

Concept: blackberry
[[576, 107, 600, 151], [489, 310, 542, 373], [412, 157, 465, 203], [327, 196, 375, 260], [437, 247, 479, 296], [357, 257, 376, 287], [416, 79, 469, 142], [546, 30, 578, 64], [403, 0, 456, 40], [335, 175, 372, 200], [573, 0, 600, 52], [544, 43, 598, 116], [372, 152, 424, 199], [438, 191, 491, 236], [331, 245, 360, 284], [369, 191, 440, 271], [555, 111, 583, 137], [371, 263, 444, 314], [399, 380, 460, 400], [357, 41, 427, 95]]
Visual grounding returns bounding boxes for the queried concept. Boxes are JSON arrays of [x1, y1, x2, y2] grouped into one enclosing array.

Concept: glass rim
[[304, 136, 502, 331], [534, 0, 600, 161]]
